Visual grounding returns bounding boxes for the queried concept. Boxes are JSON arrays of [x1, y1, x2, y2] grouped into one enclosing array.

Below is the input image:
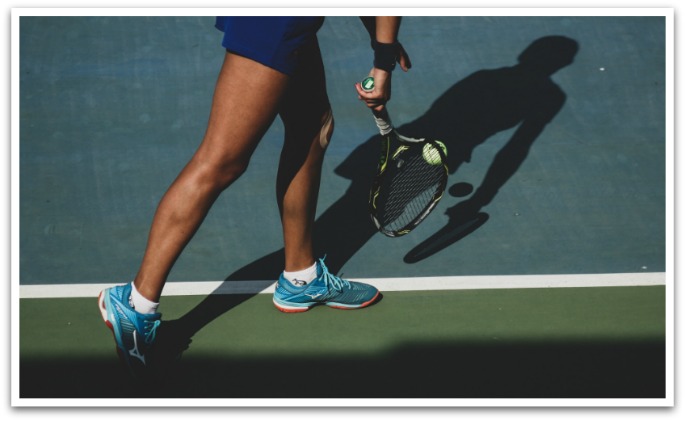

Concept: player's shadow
[[402, 35, 579, 262], [152, 35, 579, 366]]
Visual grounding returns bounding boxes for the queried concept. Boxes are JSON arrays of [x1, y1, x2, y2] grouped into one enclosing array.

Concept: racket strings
[[376, 147, 444, 232]]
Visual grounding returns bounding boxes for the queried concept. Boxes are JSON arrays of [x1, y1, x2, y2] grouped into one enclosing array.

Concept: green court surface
[[20, 285, 665, 399], [16, 13, 670, 403]]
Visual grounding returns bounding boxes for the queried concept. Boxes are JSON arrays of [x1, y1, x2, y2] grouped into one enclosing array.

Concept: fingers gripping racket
[[362, 77, 448, 237]]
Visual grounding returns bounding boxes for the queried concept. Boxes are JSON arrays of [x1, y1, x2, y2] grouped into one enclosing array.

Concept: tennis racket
[[362, 77, 448, 237]]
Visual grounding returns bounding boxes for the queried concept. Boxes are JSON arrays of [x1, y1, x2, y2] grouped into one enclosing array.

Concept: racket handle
[[361, 76, 394, 135], [372, 108, 393, 135]]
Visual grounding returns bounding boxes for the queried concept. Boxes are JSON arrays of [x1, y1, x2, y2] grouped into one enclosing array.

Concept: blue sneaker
[[98, 283, 161, 377], [273, 258, 380, 313]]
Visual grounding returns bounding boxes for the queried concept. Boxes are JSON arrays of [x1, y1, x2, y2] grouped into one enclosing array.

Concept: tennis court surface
[[15, 13, 671, 403]]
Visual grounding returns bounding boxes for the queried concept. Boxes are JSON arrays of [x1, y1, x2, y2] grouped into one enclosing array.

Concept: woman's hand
[[355, 44, 411, 112]]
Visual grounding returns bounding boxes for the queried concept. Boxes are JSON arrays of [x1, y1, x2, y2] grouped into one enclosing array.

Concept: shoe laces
[[143, 318, 161, 345], [318, 257, 350, 292]]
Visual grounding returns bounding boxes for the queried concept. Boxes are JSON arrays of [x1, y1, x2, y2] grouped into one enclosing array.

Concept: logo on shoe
[[129, 331, 146, 365], [304, 288, 327, 300]]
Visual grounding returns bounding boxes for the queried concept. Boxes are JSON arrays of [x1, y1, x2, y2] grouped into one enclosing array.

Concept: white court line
[[19, 272, 665, 299]]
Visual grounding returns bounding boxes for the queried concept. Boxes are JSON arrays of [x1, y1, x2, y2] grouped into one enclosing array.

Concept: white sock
[[129, 283, 160, 314], [283, 262, 318, 286]]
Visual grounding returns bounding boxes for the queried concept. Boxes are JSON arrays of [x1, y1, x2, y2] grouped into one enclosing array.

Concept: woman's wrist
[[372, 39, 401, 72]]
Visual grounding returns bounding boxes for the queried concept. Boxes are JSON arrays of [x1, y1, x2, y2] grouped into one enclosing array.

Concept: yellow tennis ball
[[422, 141, 447, 165]]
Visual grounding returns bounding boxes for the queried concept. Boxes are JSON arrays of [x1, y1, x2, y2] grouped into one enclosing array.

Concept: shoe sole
[[98, 290, 113, 329], [98, 290, 125, 362], [273, 290, 380, 313]]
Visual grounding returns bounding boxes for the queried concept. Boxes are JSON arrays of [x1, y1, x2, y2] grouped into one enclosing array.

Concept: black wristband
[[372, 39, 400, 72]]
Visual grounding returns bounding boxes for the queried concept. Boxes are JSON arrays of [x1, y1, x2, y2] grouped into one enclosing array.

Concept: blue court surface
[[14, 11, 672, 404]]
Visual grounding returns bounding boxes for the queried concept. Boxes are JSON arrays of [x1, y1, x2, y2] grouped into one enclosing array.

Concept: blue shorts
[[215, 16, 325, 75]]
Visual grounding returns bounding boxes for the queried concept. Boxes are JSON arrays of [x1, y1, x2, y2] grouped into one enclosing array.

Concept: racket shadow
[[404, 212, 489, 264]]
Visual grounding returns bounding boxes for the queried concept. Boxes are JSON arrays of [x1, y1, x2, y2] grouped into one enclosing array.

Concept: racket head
[[369, 131, 448, 237]]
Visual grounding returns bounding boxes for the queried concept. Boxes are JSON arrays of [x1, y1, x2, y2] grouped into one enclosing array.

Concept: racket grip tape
[[372, 108, 393, 135]]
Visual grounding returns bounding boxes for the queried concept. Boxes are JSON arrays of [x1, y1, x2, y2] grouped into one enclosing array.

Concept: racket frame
[[368, 109, 448, 237]]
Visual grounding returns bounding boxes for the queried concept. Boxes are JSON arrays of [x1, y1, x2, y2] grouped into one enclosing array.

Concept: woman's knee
[[190, 149, 251, 192]]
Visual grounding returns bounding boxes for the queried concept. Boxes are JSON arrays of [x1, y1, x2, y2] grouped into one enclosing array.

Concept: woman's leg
[[133, 52, 290, 302], [276, 40, 333, 273], [272, 39, 380, 313]]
